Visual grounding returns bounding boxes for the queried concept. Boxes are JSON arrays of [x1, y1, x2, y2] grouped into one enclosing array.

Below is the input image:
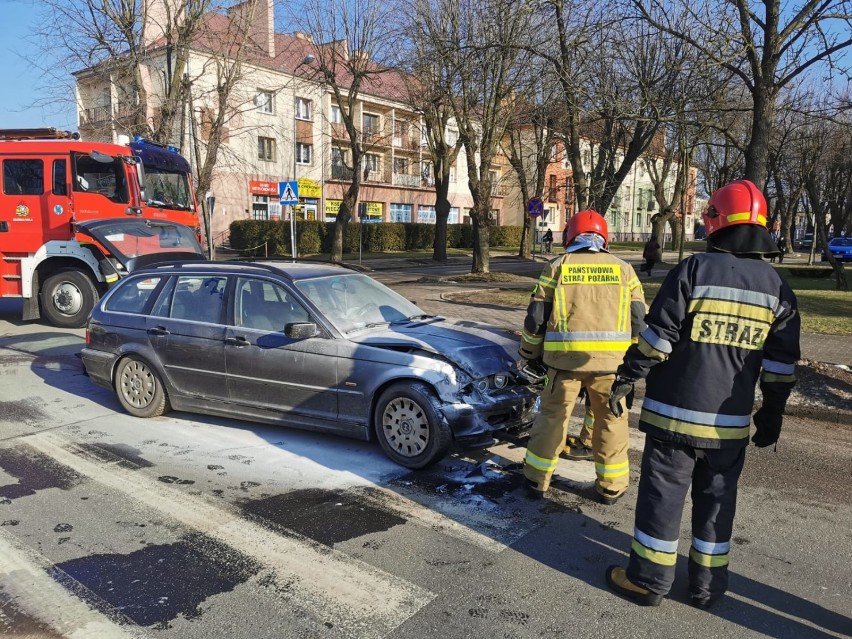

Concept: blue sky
[[0, 0, 77, 129]]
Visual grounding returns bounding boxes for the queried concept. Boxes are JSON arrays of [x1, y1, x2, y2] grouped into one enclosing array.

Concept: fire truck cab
[[0, 128, 203, 327]]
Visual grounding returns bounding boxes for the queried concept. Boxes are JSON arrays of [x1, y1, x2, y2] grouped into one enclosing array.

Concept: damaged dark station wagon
[[81, 261, 538, 468]]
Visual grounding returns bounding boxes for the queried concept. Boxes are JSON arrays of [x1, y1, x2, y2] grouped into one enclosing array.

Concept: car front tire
[[114, 356, 170, 418], [374, 382, 452, 469]]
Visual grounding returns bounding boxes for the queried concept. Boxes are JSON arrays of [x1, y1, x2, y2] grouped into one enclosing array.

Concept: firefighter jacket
[[617, 252, 800, 449], [520, 249, 646, 373]]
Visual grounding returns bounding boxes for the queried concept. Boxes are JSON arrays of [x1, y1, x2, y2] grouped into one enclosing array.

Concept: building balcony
[[393, 172, 421, 188], [491, 184, 508, 197], [114, 102, 138, 120], [331, 164, 355, 180], [80, 106, 111, 125]]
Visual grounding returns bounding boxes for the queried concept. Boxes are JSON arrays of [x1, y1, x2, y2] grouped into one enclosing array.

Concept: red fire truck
[[0, 128, 205, 327]]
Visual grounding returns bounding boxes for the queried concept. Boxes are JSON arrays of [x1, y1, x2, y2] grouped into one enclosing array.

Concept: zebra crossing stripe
[[26, 432, 434, 639], [0, 529, 141, 639]]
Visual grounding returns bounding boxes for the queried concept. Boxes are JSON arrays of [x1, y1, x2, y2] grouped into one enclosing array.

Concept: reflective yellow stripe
[[538, 275, 557, 289], [689, 547, 729, 568], [641, 409, 750, 440], [522, 330, 544, 344], [596, 461, 629, 477], [688, 299, 776, 323], [583, 411, 594, 429], [761, 372, 796, 384], [524, 450, 558, 472], [626, 276, 641, 291], [726, 212, 766, 225], [637, 336, 669, 361], [104, 274, 119, 283], [543, 341, 632, 352], [632, 539, 677, 566], [618, 284, 629, 333]]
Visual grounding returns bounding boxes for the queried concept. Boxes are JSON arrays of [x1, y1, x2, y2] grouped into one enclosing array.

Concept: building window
[[393, 157, 408, 174], [296, 143, 312, 165], [258, 137, 275, 162], [255, 90, 273, 114], [363, 113, 380, 137], [331, 105, 343, 123], [364, 154, 379, 173], [548, 174, 557, 202], [445, 128, 457, 146], [449, 165, 456, 183], [295, 97, 312, 120], [550, 144, 558, 162], [417, 205, 436, 224], [390, 203, 412, 223]]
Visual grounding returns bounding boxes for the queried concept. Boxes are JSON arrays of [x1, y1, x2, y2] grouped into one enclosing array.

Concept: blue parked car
[[822, 237, 852, 262]]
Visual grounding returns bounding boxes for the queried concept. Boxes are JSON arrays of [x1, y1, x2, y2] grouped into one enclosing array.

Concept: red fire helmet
[[704, 179, 768, 237], [564, 210, 608, 248]]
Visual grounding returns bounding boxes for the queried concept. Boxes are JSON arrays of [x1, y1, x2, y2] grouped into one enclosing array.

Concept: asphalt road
[[0, 265, 850, 639]]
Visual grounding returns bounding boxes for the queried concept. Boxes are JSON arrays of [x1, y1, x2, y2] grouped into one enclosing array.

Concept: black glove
[[609, 376, 635, 418], [752, 405, 783, 448]]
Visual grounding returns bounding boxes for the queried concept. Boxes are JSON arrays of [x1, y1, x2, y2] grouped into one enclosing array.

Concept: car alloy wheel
[[375, 382, 452, 469], [115, 356, 170, 418]]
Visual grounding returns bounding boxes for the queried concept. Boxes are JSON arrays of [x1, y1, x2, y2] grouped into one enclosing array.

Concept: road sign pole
[[290, 204, 297, 261]]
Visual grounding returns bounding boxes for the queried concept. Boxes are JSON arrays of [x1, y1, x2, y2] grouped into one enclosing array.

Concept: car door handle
[[147, 327, 170, 336], [225, 336, 249, 347]]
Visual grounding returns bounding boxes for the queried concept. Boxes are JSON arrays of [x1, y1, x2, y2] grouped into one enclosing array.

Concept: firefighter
[[605, 179, 800, 609], [519, 210, 646, 504]]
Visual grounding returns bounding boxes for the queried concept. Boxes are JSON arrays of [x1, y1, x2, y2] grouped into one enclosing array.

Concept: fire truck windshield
[[143, 167, 194, 211]]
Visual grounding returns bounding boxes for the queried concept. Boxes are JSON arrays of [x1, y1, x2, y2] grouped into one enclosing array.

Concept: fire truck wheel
[[41, 269, 99, 328]]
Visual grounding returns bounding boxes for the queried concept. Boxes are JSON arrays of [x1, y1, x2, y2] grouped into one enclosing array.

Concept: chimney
[[229, 0, 275, 57], [142, 0, 185, 47]]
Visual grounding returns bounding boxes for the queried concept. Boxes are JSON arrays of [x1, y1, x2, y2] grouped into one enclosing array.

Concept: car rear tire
[[374, 382, 452, 469], [115, 356, 170, 418], [40, 269, 99, 328]]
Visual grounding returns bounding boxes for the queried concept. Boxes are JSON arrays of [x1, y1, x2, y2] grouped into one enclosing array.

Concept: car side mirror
[[285, 322, 317, 339]]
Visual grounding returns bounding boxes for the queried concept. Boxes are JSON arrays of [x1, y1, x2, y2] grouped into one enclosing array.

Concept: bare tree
[[502, 81, 561, 259], [416, 0, 534, 273], [294, 0, 397, 263], [395, 34, 465, 262], [634, 0, 852, 185]]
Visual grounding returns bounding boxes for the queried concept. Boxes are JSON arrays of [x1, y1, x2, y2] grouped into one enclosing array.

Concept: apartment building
[[533, 140, 699, 243], [74, 0, 512, 242]]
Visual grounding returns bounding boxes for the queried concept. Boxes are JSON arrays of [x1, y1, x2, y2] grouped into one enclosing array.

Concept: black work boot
[[562, 436, 593, 461], [606, 566, 663, 607]]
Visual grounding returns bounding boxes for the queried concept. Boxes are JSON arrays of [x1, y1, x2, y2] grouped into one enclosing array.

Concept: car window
[[152, 275, 227, 323], [235, 277, 310, 332], [106, 276, 163, 314]]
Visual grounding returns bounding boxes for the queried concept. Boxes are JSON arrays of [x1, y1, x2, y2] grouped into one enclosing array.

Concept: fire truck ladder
[[0, 128, 80, 141]]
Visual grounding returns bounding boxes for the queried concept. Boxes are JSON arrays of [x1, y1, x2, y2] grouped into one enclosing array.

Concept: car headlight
[[475, 379, 490, 392], [493, 374, 509, 389]]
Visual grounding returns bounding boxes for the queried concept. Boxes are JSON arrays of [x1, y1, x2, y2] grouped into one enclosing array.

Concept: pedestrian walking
[[605, 179, 800, 609], [542, 229, 554, 253], [777, 236, 787, 263], [640, 236, 662, 276], [519, 210, 646, 504]]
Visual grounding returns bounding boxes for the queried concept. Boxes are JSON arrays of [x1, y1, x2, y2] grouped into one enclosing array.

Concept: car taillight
[[85, 327, 91, 346]]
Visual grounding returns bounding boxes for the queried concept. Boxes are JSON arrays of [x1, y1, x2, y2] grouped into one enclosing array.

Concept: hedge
[[228, 220, 524, 257]]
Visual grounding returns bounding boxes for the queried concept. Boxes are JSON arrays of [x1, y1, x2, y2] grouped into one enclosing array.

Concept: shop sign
[[298, 178, 322, 199], [250, 180, 279, 196], [325, 199, 342, 215]]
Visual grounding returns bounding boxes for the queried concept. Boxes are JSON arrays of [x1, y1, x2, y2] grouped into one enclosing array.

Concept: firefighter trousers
[[523, 369, 629, 496], [627, 436, 746, 600]]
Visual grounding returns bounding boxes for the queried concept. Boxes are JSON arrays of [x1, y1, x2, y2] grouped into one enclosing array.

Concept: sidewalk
[[354, 253, 850, 368]]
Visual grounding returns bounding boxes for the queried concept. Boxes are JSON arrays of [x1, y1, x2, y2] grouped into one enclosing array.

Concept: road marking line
[[27, 432, 434, 639], [0, 529, 141, 639]]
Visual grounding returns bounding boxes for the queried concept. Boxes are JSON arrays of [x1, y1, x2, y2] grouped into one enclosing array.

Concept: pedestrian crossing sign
[[279, 181, 299, 205]]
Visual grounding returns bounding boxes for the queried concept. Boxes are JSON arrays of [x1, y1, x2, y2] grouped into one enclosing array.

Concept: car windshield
[[143, 167, 194, 211], [830, 238, 851, 246], [295, 273, 428, 334]]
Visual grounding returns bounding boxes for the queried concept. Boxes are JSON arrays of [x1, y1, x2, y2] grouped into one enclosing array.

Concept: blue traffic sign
[[527, 197, 544, 217], [279, 181, 299, 205]]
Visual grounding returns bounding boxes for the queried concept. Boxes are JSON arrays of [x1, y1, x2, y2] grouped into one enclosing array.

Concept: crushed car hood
[[347, 317, 521, 377]]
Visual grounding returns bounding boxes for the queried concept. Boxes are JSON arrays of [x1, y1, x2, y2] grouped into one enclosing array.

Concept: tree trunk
[[471, 211, 490, 273], [744, 87, 776, 186], [432, 177, 451, 262], [332, 182, 358, 263]]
